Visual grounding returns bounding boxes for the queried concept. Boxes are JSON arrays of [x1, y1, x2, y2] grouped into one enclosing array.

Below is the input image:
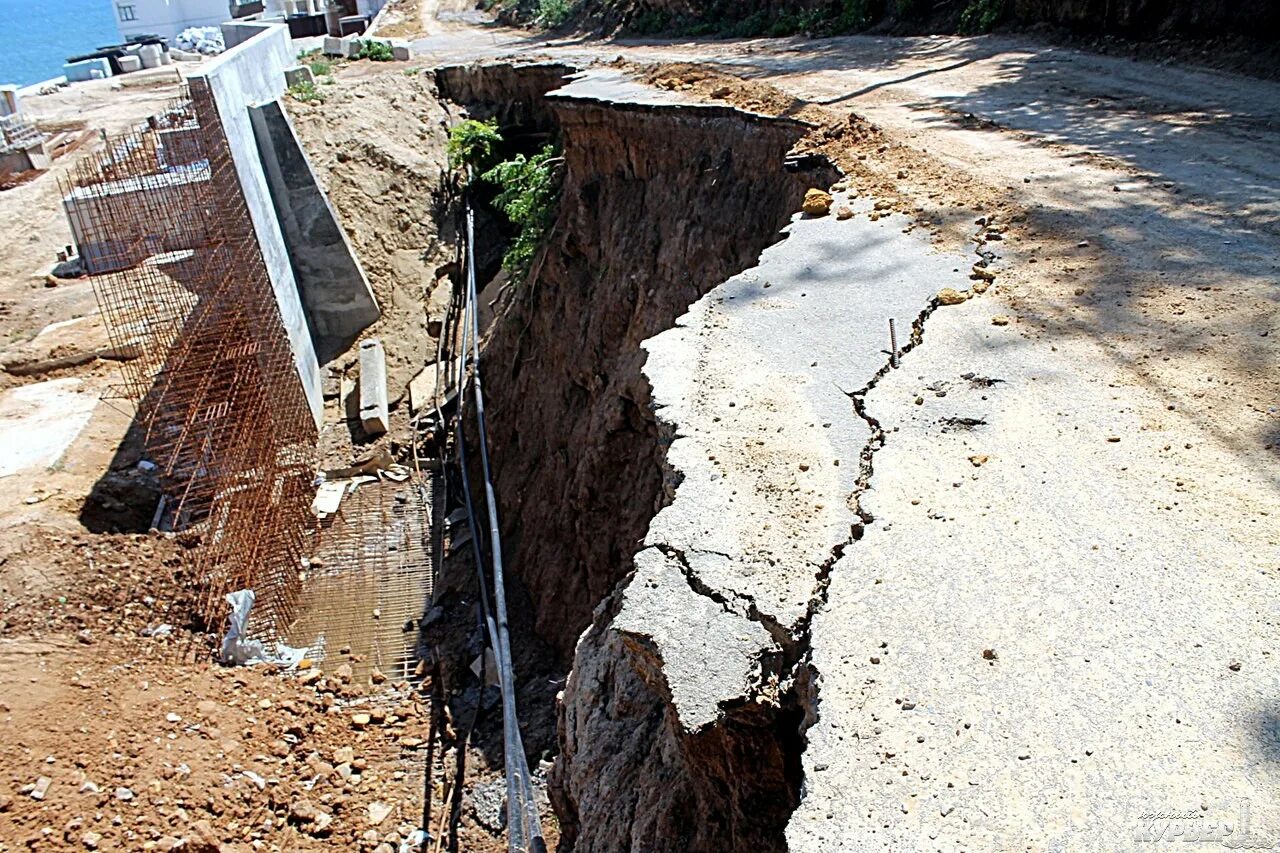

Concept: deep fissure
[[434, 62, 850, 849]]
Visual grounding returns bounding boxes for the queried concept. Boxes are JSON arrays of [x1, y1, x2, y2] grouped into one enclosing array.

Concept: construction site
[[0, 1, 1276, 851]]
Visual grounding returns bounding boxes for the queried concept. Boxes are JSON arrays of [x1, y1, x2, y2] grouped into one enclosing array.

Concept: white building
[[113, 0, 231, 41]]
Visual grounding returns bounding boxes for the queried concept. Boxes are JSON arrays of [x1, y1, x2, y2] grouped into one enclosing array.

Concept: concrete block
[[117, 55, 142, 73], [322, 35, 345, 56], [283, 65, 314, 88], [62, 58, 112, 83], [358, 338, 388, 435], [392, 45, 411, 61], [138, 44, 163, 69]]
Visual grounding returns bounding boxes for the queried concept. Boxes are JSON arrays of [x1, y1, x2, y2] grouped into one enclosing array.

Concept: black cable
[[460, 185, 545, 853]]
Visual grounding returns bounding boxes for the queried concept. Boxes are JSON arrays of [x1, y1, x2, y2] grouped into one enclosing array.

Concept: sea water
[[0, 0, 121, 87]]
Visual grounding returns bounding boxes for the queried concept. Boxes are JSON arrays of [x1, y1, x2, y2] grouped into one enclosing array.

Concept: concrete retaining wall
[[191, 22, 324, 425], [249, 100, 379, 363]]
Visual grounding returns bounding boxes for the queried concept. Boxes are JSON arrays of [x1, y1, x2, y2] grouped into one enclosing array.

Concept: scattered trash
[[136, 459, 157, 472], [141, 623, 173, 638], [399, 829, 429, 853], [30, 777, 51, 800], [310, 481, 346, 518], [310, 466, 397, 519], [470, 649, 500, 687], [219, 590, 308, 667]]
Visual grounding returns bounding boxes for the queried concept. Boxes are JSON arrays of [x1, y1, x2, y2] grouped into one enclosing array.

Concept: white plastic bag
[[219, 589, 308, 667]]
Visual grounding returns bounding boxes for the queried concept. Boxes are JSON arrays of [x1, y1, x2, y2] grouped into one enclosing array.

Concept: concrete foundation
[[249, 100, 378, 362], [64, 164, 212, 271], [63, 58, 112, 82]]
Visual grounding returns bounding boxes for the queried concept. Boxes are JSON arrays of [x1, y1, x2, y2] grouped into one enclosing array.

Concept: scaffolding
[[62, 80, 317, 635]]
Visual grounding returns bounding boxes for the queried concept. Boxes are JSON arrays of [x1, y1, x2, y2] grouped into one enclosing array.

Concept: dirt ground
[[0, 48, 559, 851]]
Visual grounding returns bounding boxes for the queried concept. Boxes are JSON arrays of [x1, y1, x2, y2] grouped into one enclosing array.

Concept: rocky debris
[[0, 640, 441, 851], [802, 188, 833, 216], [937, 288, 970, 305], [991, 315, 1011, 326], [836, 204, 854, 220], [469, 778, 507, 833]]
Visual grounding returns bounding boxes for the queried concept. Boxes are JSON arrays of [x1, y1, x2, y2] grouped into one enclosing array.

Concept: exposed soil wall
[[445, 69, 839, 849], [477, 88, 827, 662]]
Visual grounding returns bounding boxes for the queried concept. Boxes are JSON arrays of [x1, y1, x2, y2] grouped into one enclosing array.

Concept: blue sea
[[0, 0, 121, 86]]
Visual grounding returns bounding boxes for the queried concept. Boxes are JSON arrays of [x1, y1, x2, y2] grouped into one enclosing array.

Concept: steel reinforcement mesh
[[62, 80, 317, 634]]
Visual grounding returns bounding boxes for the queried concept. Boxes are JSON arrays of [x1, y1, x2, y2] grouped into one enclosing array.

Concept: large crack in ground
[[549, 185, 981, 848]]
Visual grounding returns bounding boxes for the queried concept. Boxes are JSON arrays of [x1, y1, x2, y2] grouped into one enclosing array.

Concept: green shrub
[[287, 81, 326, 103], [447, 118, 503, 172], [308, 58, 332, 77], [481, 144, 560, 276], [959, 0, 1005, 33], [355, 39, 396, 61], [536, 0, 573, 27]]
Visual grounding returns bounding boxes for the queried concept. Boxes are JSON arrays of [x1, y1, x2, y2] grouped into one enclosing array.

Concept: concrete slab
[[249, 100, 379, 362], [0, 378, 98, 477], [612, 547, 776, 732], [631, 194, 966, 729], [407, 365, 438, 414]]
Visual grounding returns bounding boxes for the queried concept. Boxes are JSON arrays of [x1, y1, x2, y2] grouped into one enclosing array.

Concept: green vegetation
[[287, 81, 326, 104], [959, 0, 1006, 33], [536, 0, 573, 27], [308, 57, 333, 77], [481, 145, 560, 276], [448, 120, 561, 277], [447, 118, 503, 171], [356, 39, 396, 61]]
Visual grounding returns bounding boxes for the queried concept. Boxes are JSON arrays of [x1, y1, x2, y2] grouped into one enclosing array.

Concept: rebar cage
[[62, 80, 317, 635]]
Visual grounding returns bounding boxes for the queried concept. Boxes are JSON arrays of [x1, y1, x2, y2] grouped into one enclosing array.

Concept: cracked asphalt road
[[412, 17, 1280, 848]]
